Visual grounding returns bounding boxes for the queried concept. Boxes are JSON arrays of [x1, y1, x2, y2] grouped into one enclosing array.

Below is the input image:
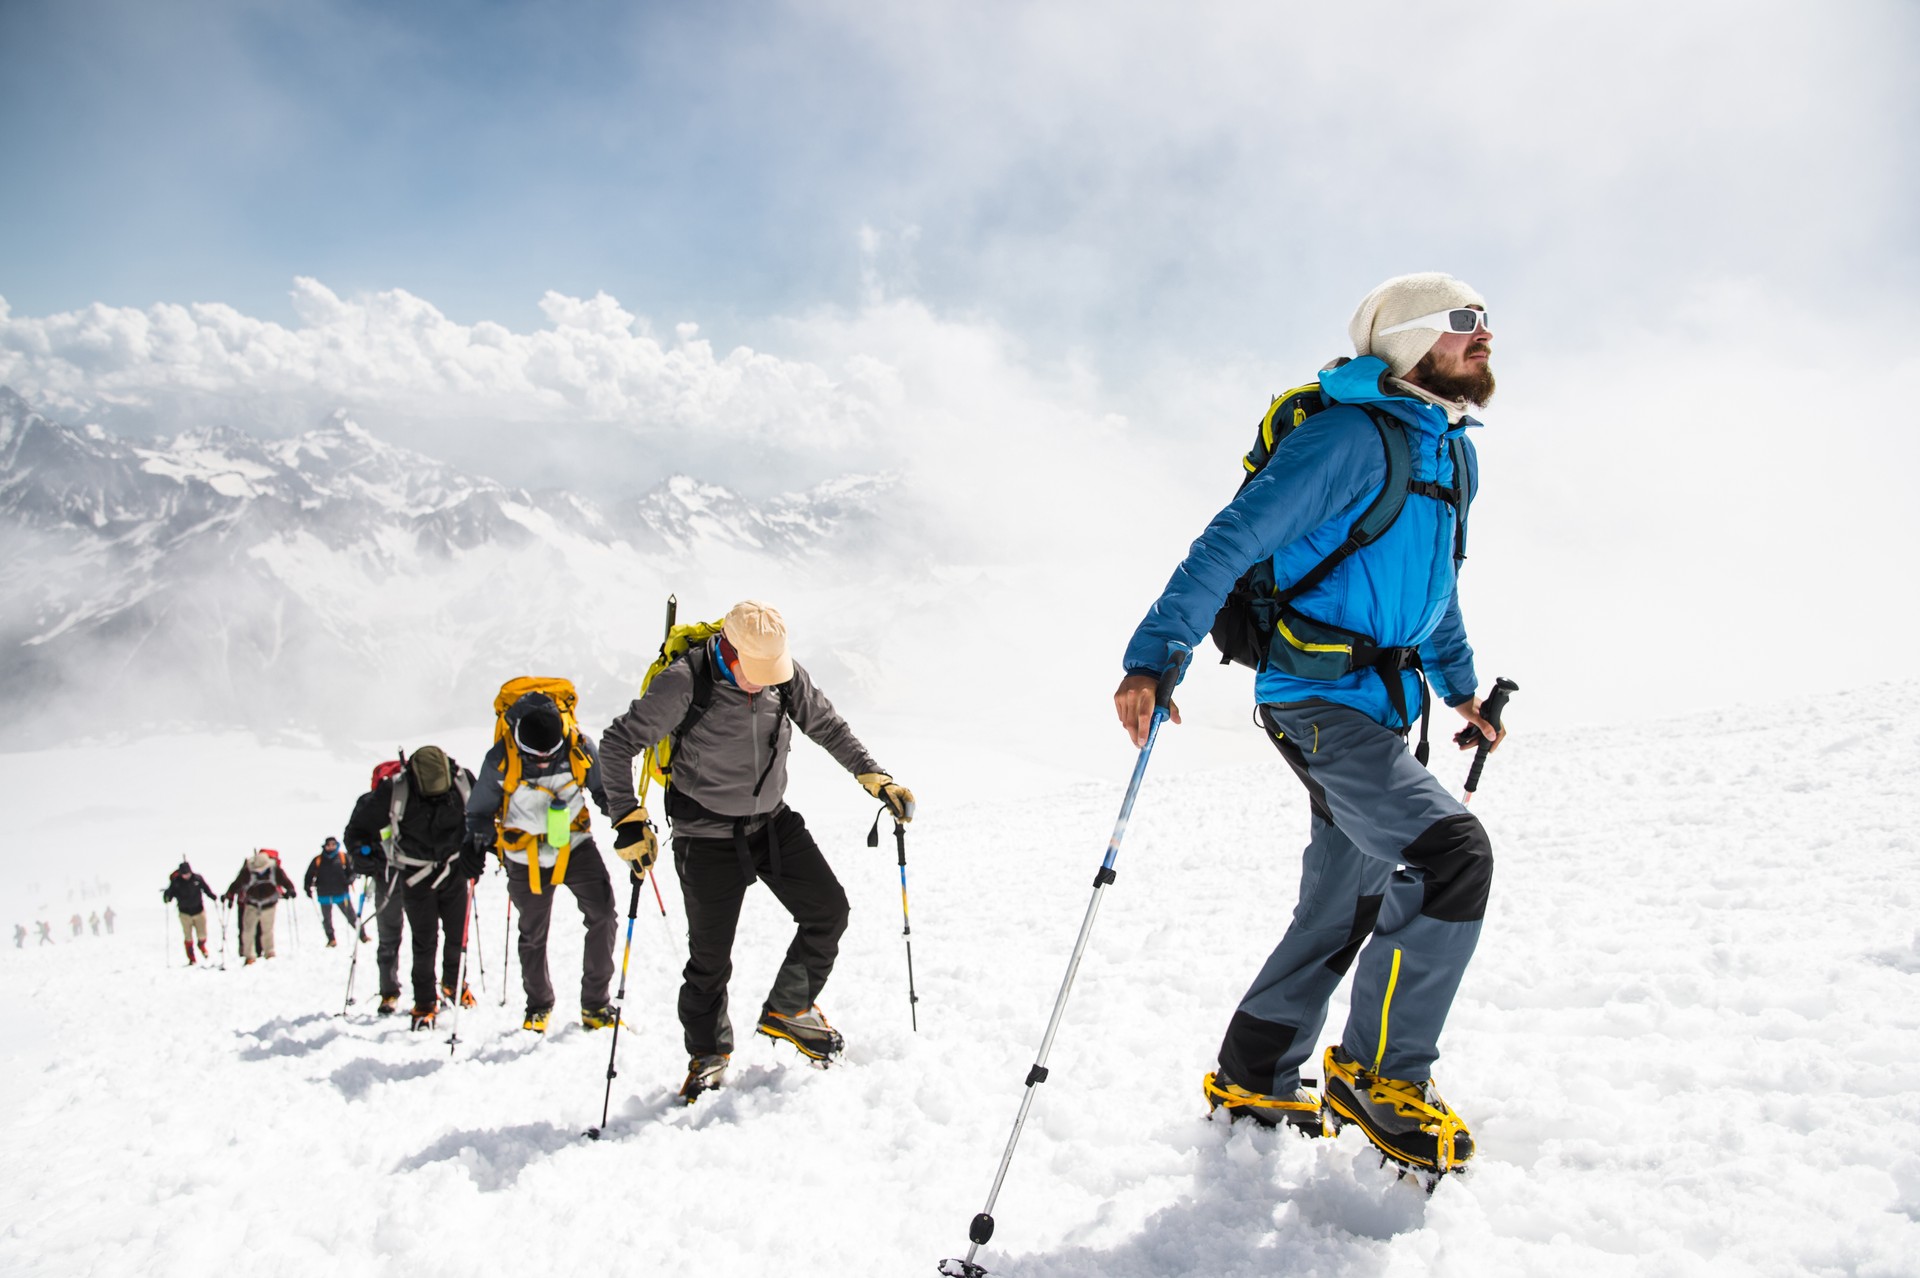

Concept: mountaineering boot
[[756, 1005, 845, 1064], [1321, 1046, 1475, 1175], [523, 1006, 552, 1034], [376, 995, 399, 1016], [580, 1004, 621, 1031], [197, 939, 209, 958], [358, 926, 370, 943], [679, 1054, 729, 1105], [409, 1005, 437, 1031], [244, 956, 257, 966], [443, 983, 477, 1009], [1202, 1071, 1322, 1136], [326, 938, 338, 949], [184, 940, 197, 966]]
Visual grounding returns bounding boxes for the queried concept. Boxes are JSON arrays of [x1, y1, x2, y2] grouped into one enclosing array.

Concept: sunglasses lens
[[1449, 309, 1480, 333]]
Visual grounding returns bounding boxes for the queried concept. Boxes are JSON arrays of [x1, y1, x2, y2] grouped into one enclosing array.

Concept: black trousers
[[504, 839, 618, 1013], [373, 873, 405, 1000], [673, 806, 849, 1057], [400, 870, 468, 1012]]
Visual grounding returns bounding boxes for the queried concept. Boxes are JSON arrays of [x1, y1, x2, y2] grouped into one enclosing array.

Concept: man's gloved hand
[[858, 772, 916, 822], [305, 888, 315, 899], [457, 836, 489, 882], [613, 809, 658, 871]]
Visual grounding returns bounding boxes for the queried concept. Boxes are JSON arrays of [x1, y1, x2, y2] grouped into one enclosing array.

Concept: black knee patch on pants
[[1326, 892, 1384, 975], [1218, 1011, 1298, 1092], [1400, 812, 1493, 923]]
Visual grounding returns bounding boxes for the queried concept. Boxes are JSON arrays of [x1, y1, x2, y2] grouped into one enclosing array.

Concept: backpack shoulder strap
[[1274, 406, 1411, 606], [389, 773, 410, 829], [666, 646, 719, 775]]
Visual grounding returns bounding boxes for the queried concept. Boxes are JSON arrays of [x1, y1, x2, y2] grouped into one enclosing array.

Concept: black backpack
[[1208, 370, 1470, 680]]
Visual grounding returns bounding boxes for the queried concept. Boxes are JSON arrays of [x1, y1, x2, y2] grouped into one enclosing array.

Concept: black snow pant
[[373, 873, 405, 1000], [672, 805, 850, 1058], [400, 869, 468, 1012], [504, 839, 618, 1014]]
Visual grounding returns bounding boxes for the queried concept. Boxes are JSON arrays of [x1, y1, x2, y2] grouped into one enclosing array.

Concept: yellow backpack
[[488, 676, 595, 893], [637, 620, 727, 789]]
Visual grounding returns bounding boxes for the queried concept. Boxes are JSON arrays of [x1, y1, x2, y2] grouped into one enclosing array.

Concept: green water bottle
[[546, 800, 572, 851]]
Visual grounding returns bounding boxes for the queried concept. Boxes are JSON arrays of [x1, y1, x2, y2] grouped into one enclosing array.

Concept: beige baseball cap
[[723, 599, 793, 685]]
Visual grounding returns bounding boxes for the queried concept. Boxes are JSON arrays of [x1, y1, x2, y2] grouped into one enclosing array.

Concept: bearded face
[[1407, 337, 1496, 407]]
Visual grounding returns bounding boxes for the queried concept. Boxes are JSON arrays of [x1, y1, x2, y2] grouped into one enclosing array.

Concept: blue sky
[[7, 0, 1912, 375]]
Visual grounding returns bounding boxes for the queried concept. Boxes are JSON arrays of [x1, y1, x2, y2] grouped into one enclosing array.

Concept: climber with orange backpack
[[464, 677, 617, 1035]]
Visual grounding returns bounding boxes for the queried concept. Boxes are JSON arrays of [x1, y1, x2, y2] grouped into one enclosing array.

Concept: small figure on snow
[[304, 837, 362, 948], [224, 850, 295, 964], [163, 862, 218, 965], [12, 923, 23, 949], [36, 920, 53, 945], [599, 600, 915, 1103], [87, 911, 100, 936], [69, 913, 82, 938], [102, 906, 115, 934]]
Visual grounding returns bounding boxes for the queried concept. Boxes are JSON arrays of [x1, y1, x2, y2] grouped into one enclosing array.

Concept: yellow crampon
[[489, 676, 595, 895], [1201, 1071, 1320, 1127]]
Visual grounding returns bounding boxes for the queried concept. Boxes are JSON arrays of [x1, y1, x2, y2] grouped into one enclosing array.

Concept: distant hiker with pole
[[224, 851, 295, 964], [1114, 273, 1504, 1182], [343, 747, 476, 1029], [303, 837, 362, 948], [162, 861, 218, 966], [599, 599, 915, 1103], [103, 906, 115, 934], [464, 679, 618, 1035], [13, 923, 26, 949]]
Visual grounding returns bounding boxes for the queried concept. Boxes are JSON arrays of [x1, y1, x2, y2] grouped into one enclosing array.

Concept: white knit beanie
[[1349, 272, 1486, 378]]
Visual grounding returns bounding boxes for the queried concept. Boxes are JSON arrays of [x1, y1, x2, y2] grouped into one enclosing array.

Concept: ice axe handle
[[1460, 676, 1518, 794]]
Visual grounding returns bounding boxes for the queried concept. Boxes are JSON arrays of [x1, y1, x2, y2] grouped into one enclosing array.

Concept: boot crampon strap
[[1201, 1071, 1320, 1129]]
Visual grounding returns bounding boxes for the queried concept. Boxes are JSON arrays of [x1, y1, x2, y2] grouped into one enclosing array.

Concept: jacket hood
[[506, 693, 567, 758]]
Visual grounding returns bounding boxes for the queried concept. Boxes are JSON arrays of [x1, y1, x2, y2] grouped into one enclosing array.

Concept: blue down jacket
[[1122, 356, 1480, 728]]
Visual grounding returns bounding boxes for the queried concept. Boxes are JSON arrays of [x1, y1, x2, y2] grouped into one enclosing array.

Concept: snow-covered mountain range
[[0, 387, 899, 739]]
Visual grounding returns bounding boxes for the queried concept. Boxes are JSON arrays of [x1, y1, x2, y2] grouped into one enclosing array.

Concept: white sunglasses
[[1377, 307, 1490, 336]]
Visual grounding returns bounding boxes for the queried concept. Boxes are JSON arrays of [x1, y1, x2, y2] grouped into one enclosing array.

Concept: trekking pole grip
[[1154, 646, 1190, 714], [1463, 676, 1518, 796]]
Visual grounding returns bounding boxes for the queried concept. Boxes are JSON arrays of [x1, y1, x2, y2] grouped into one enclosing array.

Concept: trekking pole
[[445, 878, 477, 1057], [867, 806, 921, 1030], [468, 875, 487, 997], [585, 865, 648, 1140], [1457, 676, 1519, 803], [586, 592, 678, 1138], [499, 890, 513, 1007], [217, 900, 229, 970], [342, 882, 371, 1014], [938, 644, 1189, 1278]]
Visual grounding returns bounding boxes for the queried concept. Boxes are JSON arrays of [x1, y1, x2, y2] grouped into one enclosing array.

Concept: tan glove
[[858, 772, 916, 822], [612, 808, 659, 871]]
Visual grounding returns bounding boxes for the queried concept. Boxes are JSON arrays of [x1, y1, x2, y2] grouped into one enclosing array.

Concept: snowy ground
[[4, 683, 1919, 1276]]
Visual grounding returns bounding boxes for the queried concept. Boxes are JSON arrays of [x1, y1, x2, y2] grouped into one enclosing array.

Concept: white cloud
[[0, 277, 888, 455]]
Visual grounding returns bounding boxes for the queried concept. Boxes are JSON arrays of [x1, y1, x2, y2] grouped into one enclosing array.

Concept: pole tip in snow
[[937, 1262, 988, 1278]]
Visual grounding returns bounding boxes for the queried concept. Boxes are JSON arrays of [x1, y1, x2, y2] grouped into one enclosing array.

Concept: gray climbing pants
[[1217, 701, 1494, 1092]]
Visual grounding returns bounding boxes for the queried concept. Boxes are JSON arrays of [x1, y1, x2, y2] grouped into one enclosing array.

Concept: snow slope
[[3, 683, 1917, 1277]]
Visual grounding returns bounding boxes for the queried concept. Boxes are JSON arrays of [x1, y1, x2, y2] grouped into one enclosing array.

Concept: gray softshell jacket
[[599, 647, 882, 841]]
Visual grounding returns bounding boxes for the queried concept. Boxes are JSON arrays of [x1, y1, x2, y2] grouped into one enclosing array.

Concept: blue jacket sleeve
[[1121, 410, 1387, 677], [1418, 587, 1477, 705]]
